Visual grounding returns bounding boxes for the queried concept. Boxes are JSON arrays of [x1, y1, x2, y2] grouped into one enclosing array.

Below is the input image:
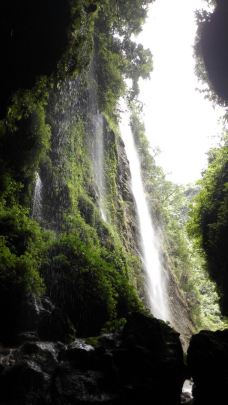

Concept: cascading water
[[87, 60, 107, 221], [32, 172, 43, 221], [119, 100, 170, 322], [92, 112, 107, 221]]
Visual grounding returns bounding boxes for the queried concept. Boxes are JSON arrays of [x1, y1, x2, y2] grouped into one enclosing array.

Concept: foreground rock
[[187, 329, 228, 403], [0, 312, 185, 404]]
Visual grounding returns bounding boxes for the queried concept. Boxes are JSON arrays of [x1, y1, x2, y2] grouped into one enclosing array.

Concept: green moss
[[0, 81, 51, 209], [0, 0, 154, 340], [41, 232, 142, 336], [0, 201, 47, 339]]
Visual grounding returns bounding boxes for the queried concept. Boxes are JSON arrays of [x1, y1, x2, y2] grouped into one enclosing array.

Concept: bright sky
[[137, 0, 224, 184]]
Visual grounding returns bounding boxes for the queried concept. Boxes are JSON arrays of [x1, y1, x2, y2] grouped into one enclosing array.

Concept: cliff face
[[2, 2, 228, 404], [38, 64, 144, 334], [0, 0, 196, 344], [0, 0, 148, 342]]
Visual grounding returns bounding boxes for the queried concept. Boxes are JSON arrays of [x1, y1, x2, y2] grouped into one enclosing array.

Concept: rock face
[[187, 329, 228, 403], [0, 293, 76, 345], [0, 312, 185, 405], [116, 135, 141, 255], [167, 271, 195, 351]]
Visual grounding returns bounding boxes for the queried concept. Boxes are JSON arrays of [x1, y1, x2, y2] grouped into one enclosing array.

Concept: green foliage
[[122, 39, 153, 98], [41, 232, 142, 336], [98, 0, 154, 37], [94, 0, 153, 114], [0, 0, 151, 341], [38, 103, 143, 337], [188, 136, 228, 314], [57, 0, 96, 78], [101, 317, 127, 333], [0, 203, 44, 292], [0, 84, 50, 204], [0, 202, 45, 340], [94, 32, 126, 114]]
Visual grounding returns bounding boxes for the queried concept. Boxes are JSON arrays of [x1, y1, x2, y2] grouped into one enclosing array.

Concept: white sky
[[137, 0, 224, 184]]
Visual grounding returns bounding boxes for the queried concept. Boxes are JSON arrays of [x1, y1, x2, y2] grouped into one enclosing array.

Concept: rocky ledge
[[0, 311, 185, 405]]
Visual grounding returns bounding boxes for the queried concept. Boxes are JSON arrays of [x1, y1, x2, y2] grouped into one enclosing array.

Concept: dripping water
[[119, 100, 170, 322], [87, 60, 107, 221], [32, 172, 43, 221], [92, 112, 107, 221]]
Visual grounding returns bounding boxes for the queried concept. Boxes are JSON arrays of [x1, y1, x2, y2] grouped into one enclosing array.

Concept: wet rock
[[18, 294, 54, 333], [61, 339, 95, 369], [0, 360, 50, 404], [0, 340, 61, 404], [19, 341, 59, 373], [17, 294, 75, 344], [187, 329, 228, 403], [0, 312, 185, 405]]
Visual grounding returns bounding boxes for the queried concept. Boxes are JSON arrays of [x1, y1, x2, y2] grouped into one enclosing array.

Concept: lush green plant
[[188, 135, 228, 314], [0, 85, 50, 205], [0, 203, 45, 340], [94, 0, 153, 114], [41, 233, 142, 336]]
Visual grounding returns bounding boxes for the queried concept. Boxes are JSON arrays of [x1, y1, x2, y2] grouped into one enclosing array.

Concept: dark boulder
[[0, 292, 74, 346], [52, 365, 117, 405], [113, 312, 186, 404], [0, 341, 61, 404], [17, 294, 75, 344], [187, 329, 228, 403]]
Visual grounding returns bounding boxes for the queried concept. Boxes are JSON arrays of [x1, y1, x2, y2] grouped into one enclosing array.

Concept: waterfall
[[92, 112, 107, 221], [87, 59, 107, 222], [119, 101, 170, 322], [32, 172, 43, 221]]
